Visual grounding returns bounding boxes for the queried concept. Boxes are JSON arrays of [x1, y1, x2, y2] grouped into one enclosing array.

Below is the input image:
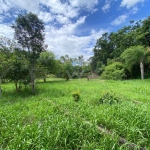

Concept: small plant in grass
[[72, 90, 80, 101], [99, 91, 120, 104]]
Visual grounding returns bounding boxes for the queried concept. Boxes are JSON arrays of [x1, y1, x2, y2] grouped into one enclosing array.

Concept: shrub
[[99, 91, 120, 105], [101, 62, 126, 80], [72, 90, 80, 102]]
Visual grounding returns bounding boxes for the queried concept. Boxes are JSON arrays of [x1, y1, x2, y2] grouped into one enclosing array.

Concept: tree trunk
[[87, 75, 89, 81], [30, 63, 35, 94], [15, 81, 18, 92], [140, 61, 144, 80], [66, 76, 69, 81], [43, 77, 46, 83], [0, 78, 2, 98], [1, 79, 5, 83]]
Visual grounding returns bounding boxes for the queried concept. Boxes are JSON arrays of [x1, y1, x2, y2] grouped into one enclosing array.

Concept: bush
[[101, 62, 126, 80], [72, 90, 80, 101], [99, 91, 120, 105]]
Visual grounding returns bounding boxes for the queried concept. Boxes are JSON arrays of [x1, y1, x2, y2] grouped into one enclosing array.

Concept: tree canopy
[[91, 16, 150, 79]]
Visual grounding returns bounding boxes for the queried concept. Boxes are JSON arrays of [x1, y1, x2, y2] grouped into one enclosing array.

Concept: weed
[[72, 90, 80, 101], [99, 91, 120, 104]]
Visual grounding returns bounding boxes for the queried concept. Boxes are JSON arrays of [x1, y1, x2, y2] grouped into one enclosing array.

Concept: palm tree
[[121, 45, 150, 79]]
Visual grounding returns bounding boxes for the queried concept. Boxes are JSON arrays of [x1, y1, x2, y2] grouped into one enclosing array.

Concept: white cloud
[[45, 23, 108, 59], [0, 0, 99, 16], [40, 0, 79, 18], [102, 4, 110, 12], [46, 16, 86, 37], [0, 0, 40, 13], [101, 0, 118, 13], [120, 0, 145, 8], [0, 1, 10, 13], [111, 14, 128, 25], [129, 7, 139, 14], [69, 0, 98, 10], [56, 15, 71, 24], [0, 15, 107, 60], [38, 12, 54, 23], [0, 24, 14, 38], [11, 0, 40, 12], [0, 0, 102, 59]]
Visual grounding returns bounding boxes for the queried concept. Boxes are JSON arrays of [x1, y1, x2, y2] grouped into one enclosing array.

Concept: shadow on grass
[[0, 80, 68, 104], [0, 88, 34, 104], [36, 79, 66, 84]]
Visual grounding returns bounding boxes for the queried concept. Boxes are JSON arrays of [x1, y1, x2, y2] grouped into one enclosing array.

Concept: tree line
[[90, 16, 150, 80], [1, 13, 150, 94], [0, 13, 91, 94]]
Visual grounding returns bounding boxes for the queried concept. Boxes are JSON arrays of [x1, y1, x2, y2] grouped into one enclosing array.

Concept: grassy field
[[0, 78, 150, 149]]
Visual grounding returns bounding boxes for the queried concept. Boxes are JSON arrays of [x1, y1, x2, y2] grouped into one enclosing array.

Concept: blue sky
[[0, 0, 150, 60]]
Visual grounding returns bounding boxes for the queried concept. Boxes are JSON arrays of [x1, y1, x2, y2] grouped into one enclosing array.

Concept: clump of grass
[[99, 91, 120, 104], [72, 90, 80, 101]]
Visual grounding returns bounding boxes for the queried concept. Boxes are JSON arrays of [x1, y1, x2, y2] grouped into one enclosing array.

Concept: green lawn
[[0, 78, 150, 149]]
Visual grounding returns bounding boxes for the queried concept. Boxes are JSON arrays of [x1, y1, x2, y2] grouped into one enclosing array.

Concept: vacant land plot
[[0, 79, 150, 149]]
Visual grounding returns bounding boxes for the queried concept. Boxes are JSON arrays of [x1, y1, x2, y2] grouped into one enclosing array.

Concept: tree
[[91, 21, 142, 72], [78, 55, 84, 66], [59, 55, 86, 80], [59, 55, 73, 80], [0, 37, 15, 81], [63, 62, 73, 80], [0, 46, 12, 82], [6, 49, 29, 91], [0, 45, 29, 91], [136, 16, 150, 47], [60, 55, 73, 64], [12, 13, 45, 94], [121, 45, 150, 79], [38, 51, 56, 82], [0, 49, 7, 80]]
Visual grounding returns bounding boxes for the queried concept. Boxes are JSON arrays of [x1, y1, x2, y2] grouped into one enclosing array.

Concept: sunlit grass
[[0, 78, 150, 149]]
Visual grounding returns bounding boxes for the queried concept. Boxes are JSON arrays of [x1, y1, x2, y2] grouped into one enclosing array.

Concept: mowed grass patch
[[0, 78, 150, 149]]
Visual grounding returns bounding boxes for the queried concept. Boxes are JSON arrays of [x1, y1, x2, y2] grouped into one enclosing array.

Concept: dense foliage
[[91, 16, 150, 79], [101, 62, 126, 80]]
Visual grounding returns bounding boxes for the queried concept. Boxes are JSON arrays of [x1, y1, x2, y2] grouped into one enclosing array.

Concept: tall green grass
[[0, 78, 150, 149]]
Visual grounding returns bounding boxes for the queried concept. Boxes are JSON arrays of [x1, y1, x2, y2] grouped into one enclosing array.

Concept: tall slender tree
[[12, 13, 45, 94]]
